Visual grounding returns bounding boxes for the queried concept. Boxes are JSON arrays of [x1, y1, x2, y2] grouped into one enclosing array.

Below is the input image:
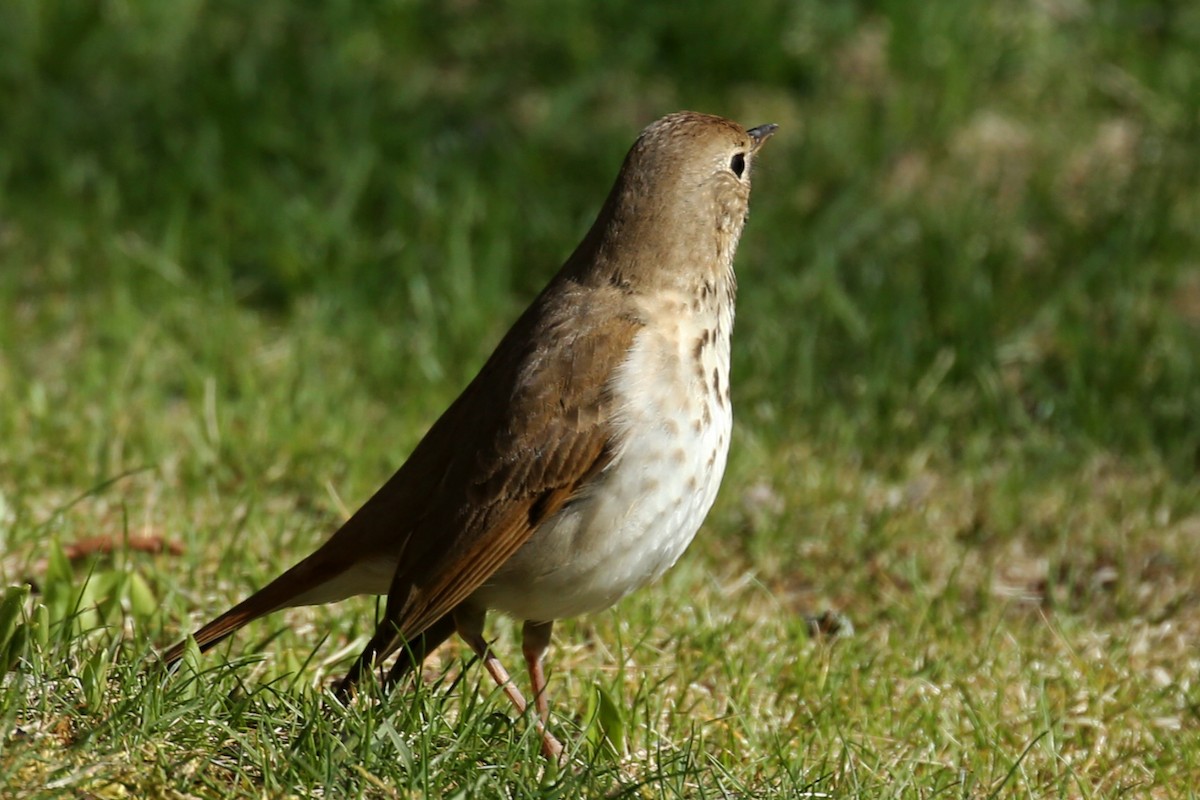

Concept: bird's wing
[[353, 278, 640, 637]]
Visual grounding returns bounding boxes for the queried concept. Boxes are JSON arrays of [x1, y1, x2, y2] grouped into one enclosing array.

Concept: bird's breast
[[474, 289, 734, 622]]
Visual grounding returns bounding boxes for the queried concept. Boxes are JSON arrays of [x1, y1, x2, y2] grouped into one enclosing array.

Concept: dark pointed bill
[[747, 123, 779, 151]]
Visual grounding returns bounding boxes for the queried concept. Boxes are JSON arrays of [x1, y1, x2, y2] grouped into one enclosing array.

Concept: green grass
[[2, 0, 1199, 796]]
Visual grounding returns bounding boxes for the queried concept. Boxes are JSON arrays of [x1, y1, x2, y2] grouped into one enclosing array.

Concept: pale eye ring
[[730, 152, 746, 178]]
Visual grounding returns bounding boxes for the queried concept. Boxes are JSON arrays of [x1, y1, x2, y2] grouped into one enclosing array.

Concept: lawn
[[1, 1, 1198, 797]]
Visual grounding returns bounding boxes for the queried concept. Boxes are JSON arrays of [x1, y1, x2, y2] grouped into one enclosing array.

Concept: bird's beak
[[747, 124, 779, 152]]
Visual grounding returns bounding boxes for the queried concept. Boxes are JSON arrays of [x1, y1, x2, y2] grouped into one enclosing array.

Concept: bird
[[162, 111, 777, 760]]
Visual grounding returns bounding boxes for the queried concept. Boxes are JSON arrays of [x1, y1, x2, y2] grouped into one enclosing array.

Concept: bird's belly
[[473, 316, 732, 623]]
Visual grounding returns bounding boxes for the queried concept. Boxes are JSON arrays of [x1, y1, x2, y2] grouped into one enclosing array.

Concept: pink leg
[[455, 609, 564, 761], [522, 620, 554, 727]]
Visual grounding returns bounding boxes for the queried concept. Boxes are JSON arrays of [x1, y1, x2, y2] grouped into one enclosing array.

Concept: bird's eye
[[730, 152, 746, 178]]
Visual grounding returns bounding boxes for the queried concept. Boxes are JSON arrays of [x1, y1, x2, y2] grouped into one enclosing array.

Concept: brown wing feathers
[[395, 440, 614, 640], [369, 304, 633, 647]]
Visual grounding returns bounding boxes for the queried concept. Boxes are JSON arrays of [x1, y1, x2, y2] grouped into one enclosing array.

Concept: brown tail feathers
[[160, 551, 356, 667]]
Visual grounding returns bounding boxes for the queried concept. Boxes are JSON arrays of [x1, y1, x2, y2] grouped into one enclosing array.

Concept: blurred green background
[[3, 0, 1196, 481], [1, 1, 1198, 795]]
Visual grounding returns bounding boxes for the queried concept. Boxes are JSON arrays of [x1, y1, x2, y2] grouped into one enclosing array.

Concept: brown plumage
[[162, 111, 776, 760]]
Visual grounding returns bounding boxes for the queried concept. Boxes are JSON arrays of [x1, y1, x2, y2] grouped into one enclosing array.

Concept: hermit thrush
[[163, 111, 777, 759]]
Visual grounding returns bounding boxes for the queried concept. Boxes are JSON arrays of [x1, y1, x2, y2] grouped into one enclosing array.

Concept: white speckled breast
[[473, 285, 733, 623]]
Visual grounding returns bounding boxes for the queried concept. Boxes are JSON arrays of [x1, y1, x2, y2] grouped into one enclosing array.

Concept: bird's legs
[[522, 620, 554, 728], [455, 608, 563, 761]]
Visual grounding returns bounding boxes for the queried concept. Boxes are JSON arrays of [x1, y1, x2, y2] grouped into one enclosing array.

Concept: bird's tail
[[160, 550, 362, 667]]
